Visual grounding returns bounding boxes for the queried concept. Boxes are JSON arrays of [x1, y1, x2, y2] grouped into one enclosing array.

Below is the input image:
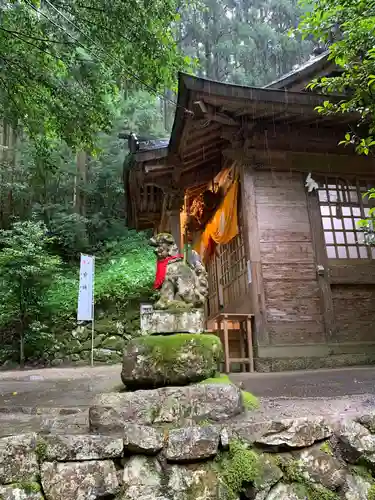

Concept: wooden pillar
[[306, 183, 335, 340], [239, 163, 268, 349], [158, 194, 170, 233], [246, 315, 254, 373], [170, 209, 181, 252], [222, 315, 230, 374]]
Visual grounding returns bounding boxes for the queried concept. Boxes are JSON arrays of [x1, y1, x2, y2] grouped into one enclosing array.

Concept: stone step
[[0, 406, 88, 415], [0, 407, 89, 437]]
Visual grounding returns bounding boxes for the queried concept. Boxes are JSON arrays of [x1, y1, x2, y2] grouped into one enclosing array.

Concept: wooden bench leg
[[223, 316, 230, 374], [246, 316, 254, 373], [239, 321, 246, 372]]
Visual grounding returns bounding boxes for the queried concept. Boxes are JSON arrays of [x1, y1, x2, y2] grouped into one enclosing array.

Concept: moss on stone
[[320, 441, 334, 456], [183, 464, 219, 500], [215, 440, 261, 500], [294, 483, 339, 500], [35, 438, 47, 462], [10, 482, 41, 494], [199, 373, 259, 410], [351, 464, 374, 481], [276, 457, 339, 500], [278, 458, 306, 483], [138, 333, 223, 364], [242, 390, 260, 410], [368, 484, 375, 500]]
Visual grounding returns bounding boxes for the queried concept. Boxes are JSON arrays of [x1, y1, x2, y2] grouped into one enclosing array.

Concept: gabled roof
[[264, 51, 337, 91], [126, 68, 364, 229]]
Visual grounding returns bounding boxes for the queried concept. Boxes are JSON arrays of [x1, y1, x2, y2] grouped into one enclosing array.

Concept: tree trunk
[[74, 150, 87, 216]]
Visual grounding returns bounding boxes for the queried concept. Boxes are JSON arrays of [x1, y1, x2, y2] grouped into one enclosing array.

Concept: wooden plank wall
[[254, 171, 326, 345], [331, 285, 375, 343]]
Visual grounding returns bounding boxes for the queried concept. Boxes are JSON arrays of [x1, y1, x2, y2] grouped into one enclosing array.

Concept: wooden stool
[[213, 313, 254, 374]]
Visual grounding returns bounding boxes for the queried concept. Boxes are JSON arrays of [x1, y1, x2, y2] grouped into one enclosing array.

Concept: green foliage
[[179, 0, 312, 86], [0, 220, 60, 363], [368, 484, 375, 500], [216, 440, 261, 500], [297, 0, 375, 246], [0, 230, 154, 364], [357, 189, 375, 247], [45, 232, 155, 323], [199, 373, 259, 410], [35, 439, 48, 463], [0, 95, 167, 260], [350, 465, 374, 482], [297, 0, 375, 153], [0, 0, 187, 150]]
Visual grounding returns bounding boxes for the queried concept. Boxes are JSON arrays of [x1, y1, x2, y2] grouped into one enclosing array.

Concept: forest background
[[0, 0, 327, 366]]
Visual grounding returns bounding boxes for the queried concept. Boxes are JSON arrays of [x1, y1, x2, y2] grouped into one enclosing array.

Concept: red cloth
[[153, 254, 183, 289]]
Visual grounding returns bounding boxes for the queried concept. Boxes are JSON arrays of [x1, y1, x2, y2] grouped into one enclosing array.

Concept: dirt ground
[[0, 364, 375, 435]]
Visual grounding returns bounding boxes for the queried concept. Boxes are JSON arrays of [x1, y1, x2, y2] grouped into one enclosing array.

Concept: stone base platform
[[140, 307, 205, 334]]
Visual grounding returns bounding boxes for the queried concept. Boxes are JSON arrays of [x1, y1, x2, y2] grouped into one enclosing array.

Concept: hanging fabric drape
[[194, 177, 239, 262]]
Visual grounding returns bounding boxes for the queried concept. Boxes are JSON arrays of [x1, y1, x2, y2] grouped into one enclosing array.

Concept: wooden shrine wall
[[254, 170, 325, 347], [242, 160, 375, 371]]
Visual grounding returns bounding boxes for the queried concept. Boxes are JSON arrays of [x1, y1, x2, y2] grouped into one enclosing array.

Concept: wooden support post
[[239, 320, 246, 372], [246, 315, 254, 373], [239, 163, 267, 348], [306, 183, 335, 340], [170, 210, 181, 251], [223, 314, 230, 374]]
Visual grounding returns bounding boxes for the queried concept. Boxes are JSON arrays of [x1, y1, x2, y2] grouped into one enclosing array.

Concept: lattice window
[[217, 205, 248, 307], [318, 177, 375, 260], [205, 186, 249, 318], [206, 256, 219, 318]]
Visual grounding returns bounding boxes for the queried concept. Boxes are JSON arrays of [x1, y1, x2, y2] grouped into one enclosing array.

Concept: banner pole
[[91, 256, 95, 368]]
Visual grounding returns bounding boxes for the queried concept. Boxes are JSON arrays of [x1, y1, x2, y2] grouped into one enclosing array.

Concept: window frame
[[317, 176, 374, 261]]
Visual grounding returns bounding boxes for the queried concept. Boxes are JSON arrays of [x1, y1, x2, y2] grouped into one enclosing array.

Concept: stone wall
[[2, 397, 375, 499], [48, 306, 142, 368]]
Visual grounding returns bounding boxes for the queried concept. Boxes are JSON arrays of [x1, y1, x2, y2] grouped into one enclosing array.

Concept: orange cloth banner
[[194, 178, 239, 262]]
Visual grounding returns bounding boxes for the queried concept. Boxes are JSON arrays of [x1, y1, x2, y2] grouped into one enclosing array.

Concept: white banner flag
[[77, 254, 95, 321]]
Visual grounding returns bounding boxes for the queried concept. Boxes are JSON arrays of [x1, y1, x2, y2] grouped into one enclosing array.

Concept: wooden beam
[[239, 164, 268, 348], [249, 124, 352, 144], [184, 126, 222, 150], [220, 125, 242, 142], [142, 163, 220, 192], [134, 147, 168, 162], [204, 112, 238, 127], [182, 142, 223, 163], [306, 186, 336, 340], [193, 100, 239, 126], [223, 148, 375, 176]]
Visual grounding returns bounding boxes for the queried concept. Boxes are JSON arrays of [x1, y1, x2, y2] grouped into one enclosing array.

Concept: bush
[[0, 221, 61, 365], [44, 232, 156, 325], [0, 229, 156, 365]]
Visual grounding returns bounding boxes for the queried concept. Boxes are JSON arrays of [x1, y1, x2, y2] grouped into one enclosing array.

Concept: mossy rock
[[102, 336, 125, 351], [121, 333, 223, 389], [369, 484, 375, 500], [81, 334, 106, 351], [215, 440, 281, 500], [93, 318, 124, 336], [199, 374, 259, 410]]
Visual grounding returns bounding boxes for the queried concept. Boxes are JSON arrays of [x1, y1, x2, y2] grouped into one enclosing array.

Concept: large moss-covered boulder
[[121, 333, 223, 389]]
